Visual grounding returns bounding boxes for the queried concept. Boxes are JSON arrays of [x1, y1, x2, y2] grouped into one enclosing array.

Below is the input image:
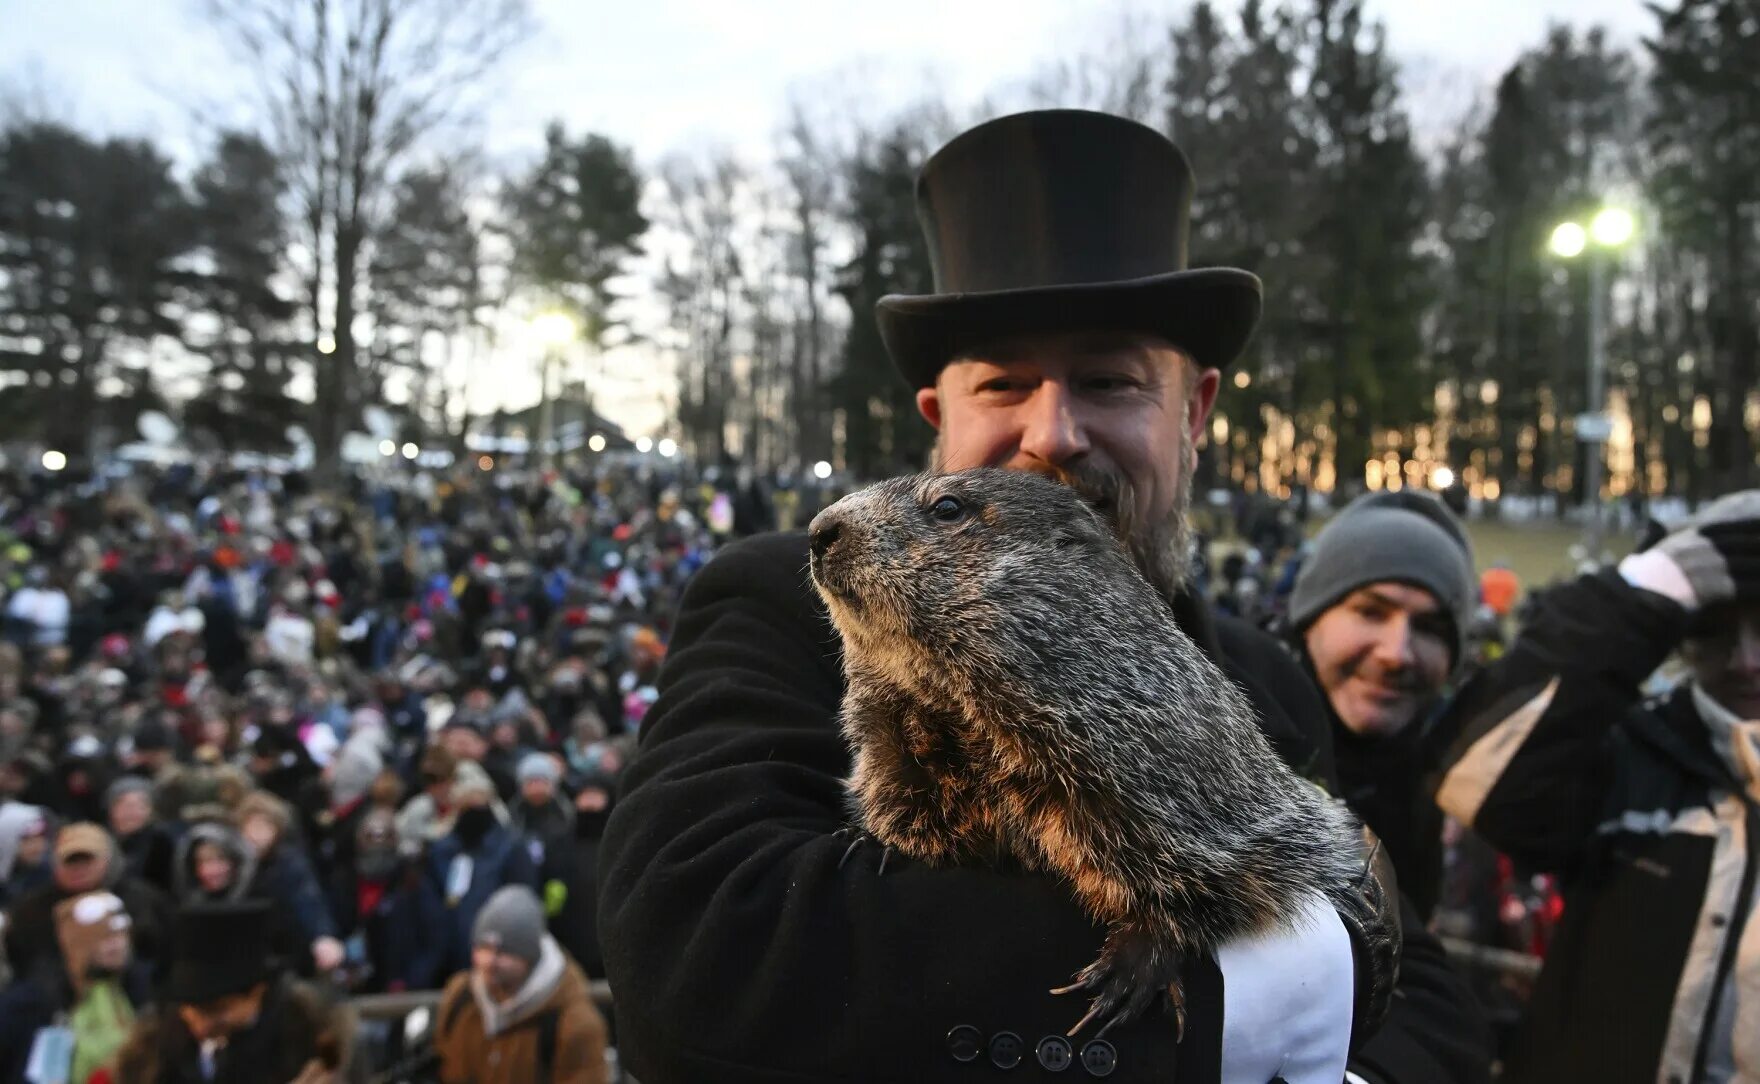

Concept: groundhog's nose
[[809, 513, 842, 560]]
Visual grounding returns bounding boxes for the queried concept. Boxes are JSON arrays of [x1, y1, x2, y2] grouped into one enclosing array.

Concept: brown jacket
[[434, 951, 609, 1084]]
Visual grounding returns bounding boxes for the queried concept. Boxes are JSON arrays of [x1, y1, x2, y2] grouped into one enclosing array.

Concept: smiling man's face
[[917, 330, 1219, 603], [1304, 582, 1454, 737]]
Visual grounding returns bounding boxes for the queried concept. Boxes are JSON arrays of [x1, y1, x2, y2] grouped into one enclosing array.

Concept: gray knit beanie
[[1288, 490, 1476, 663], [104, 776, 154, 812], [516, 752, 560, 787], [472, 884, 546, 965]]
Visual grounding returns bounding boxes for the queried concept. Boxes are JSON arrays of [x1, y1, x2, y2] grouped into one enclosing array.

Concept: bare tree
[[207, 0, 531, 477]]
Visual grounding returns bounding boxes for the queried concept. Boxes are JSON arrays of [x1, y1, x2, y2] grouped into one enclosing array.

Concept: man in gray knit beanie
[[1288, 489, 1477, 738], [1284, 488, 1477, 921]]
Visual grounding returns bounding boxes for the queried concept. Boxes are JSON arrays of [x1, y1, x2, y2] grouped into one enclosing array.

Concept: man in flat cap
[[600, 109, 1489, 1083]]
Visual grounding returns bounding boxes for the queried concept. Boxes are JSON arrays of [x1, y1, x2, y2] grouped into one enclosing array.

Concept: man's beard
[[931, 432, 1197, 609]]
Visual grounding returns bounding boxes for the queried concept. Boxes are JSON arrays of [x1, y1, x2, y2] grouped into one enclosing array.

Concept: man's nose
[[1017, 381, 1090, 466], [1371, 616, 1417, 670]]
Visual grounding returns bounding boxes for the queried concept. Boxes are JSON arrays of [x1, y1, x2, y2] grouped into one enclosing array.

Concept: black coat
[[1327, 701, 1449, 923], [598, 532, 1491, 1084]]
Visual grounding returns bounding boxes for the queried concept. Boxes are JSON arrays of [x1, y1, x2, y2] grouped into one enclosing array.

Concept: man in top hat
[[112, 900, 359, 1084], [598, 110, 1488, 1083]]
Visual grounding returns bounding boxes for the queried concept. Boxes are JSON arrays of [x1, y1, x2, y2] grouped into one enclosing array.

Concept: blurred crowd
[[0, 455, 799, 1081]]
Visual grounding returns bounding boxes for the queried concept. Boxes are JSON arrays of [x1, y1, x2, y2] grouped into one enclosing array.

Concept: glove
[[1216, 892, 1355, 1083], [1621, 517, 1760, 611], [1334, 820, 1402, 1052]]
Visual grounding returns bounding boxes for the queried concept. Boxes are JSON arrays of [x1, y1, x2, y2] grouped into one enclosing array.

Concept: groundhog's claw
[[1053, 930, 1184, 1040], [833, 827, 894, 875]]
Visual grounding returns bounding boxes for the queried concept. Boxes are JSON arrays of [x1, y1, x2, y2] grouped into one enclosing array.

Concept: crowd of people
[[0, 456, 786, 1081], [6, 105, 1760, 1084]]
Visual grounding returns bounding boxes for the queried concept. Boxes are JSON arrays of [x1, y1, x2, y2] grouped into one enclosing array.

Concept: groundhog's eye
[[929, 496, 966, 523]]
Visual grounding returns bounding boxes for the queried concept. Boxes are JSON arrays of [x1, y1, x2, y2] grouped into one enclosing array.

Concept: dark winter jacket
[[598, 531, 1492, 1084], [1436, 569, 1760, 1083], [425, 822, 540, 979], [115, 822, 177, 895], [1330, 704, 1450, 923]]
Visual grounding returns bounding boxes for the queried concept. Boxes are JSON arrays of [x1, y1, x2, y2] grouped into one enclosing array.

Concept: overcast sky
[[3, 0, 1656, 438]]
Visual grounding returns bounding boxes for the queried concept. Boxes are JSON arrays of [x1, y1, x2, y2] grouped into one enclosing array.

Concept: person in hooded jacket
[[0, 801, 53, 909], [169, 816, 313, 978], [424, 773, 539, 981]]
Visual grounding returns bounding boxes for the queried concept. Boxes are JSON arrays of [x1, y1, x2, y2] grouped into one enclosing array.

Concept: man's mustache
[[1030, 462, 1139, 540]]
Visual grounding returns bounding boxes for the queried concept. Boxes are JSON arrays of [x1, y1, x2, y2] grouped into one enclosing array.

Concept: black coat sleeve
[[597, 534, 1222, 1083], [1434, 570, 1688, 869]]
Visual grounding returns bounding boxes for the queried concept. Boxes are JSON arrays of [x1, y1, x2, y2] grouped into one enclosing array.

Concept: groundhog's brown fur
[[809, 467, 1366, 1037]]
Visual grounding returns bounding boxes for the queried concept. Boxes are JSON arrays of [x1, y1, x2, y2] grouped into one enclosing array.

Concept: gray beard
[[931, 435, 1196, 611]]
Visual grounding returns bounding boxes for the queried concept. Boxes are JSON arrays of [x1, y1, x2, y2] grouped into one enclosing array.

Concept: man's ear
[[1188, 365, 1221, 446], [916, 385, 943, 431]]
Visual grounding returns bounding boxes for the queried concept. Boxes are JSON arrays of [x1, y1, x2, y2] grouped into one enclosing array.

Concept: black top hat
[[876, 109, 1262, 389], [166, 900, 276, 1004]]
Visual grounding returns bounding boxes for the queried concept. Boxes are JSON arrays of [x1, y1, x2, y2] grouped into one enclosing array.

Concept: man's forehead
[[1348, 582, 1443, 613], [950, 330, 1192, 370]]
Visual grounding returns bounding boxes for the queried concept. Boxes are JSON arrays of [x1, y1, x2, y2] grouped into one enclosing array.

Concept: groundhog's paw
[[1052, 932, 1185, 1041]]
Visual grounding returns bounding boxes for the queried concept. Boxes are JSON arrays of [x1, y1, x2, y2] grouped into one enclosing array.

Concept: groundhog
[[808, 467, 1378, 1039]]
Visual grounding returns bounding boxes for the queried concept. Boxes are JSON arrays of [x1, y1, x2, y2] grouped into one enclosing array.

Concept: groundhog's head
[[808, 469, 1152, 660]]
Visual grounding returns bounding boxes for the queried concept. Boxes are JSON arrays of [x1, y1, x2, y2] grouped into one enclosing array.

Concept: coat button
[[989, 1031, 1023, 1069], [947, 1025, 982, 1063], [1079, 1039, 1117, 1077], [1035, 1036, 1073, 1072]]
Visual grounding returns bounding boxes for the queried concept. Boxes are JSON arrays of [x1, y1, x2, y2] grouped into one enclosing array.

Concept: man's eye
[[1082, 375, 1137, 392], [930, 497, 966, 523]]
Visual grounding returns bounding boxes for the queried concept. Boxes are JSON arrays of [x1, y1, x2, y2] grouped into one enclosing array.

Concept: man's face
[[1304, 583, 1454, 737], [110, 791, 151, 837], [1683, 604, 1760, 720], [520, 777, 554, 808], [90, 929, 131, 972], [177, 984, 267, 1041], [918, 332, 1218, 602], [56, 852, 106, 894], [239, 814, 278, 856], [471, 944, 533, 1002], [443, 727, 488, 762]]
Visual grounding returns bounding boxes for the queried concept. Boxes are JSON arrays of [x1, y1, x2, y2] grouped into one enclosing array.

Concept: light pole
[[1549, 206, 1635, 559], [531, 311, 578, 471]]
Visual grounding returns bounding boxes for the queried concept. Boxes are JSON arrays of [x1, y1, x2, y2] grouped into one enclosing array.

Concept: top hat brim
[[876, 267, 1261, 390]]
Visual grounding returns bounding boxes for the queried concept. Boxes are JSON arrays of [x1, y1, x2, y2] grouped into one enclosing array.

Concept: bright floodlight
[[401, 442, 419, 459], [588, 434, 607, 453], [1591, 207, 1636, 248], [1550, 221, 1587, 259], [657, 438, 678, 458], [532, 311, 577, 346], [378, 439, 397, 457], [317, 334, 336, 355], [1431, 466, 1456, 490], [478, 455, 494, 471], [635, 436, 653, 454], [812, 460, 832, 480], [41, 450, 66, 472]]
